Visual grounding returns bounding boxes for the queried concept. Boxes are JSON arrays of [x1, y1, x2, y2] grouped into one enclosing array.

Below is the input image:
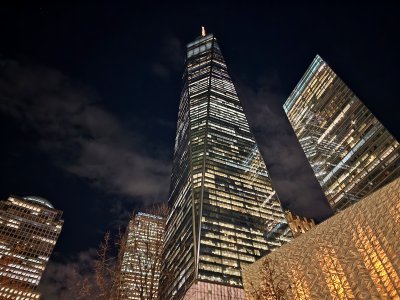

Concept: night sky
[[1, 2, 399, 298]]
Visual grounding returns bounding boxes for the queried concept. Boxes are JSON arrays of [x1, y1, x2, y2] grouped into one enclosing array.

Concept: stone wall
[[182, 281, 245, 300], [243, 178, 400, 299]]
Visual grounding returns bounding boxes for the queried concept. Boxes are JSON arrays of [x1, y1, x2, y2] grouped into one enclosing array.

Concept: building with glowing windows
[[0, 195, 63, 299], [285, 211, 315, 238], [160, 29, 292, 300], [243, 178, 400, 299], [283, 55, 400, 211], [114, 212, 165, 300]]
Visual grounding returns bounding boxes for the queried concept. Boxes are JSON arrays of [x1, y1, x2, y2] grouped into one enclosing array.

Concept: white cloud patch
[[38, 249, 98, 300], [0, 59, 171, 203]]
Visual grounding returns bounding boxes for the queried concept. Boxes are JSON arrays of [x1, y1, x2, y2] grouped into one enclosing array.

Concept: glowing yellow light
[[201, 26, 206, 37]]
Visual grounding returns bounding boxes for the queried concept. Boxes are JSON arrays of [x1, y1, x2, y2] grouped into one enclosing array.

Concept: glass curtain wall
[[161, 33, 292, 300], [284, 55, 400, 210]]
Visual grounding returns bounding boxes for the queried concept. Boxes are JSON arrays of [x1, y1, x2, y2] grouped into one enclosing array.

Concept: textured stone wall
[[182, 281, 245, 300], [243, 178, 400, 299]]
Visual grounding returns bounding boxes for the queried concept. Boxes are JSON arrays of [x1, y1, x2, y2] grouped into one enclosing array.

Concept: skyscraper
[[0, 195, 63, 299], [283, 55, 400, 210], [114, 212, 165, 300], [161, 30, 292, 300]]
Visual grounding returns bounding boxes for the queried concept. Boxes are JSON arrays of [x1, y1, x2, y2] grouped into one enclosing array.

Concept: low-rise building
[[285, 211, 316, 237], [243, 178, 400, 299]]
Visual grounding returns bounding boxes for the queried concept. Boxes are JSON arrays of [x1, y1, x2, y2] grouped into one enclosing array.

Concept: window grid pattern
[[0, 195, 63, 299], [161, 34, 291, 300], [283, 55, 400, 210], [115, 213, 165, 300]]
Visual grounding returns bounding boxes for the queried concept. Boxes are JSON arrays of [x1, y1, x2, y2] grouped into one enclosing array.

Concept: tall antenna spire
[[201, 26, 206, 37]]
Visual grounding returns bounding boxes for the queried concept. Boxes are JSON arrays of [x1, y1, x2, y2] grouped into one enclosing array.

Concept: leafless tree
[[66, 231, 121, 300], [246, 258, 289, 300], [113, 204, 168, 300], [56, 204, 169, 300]]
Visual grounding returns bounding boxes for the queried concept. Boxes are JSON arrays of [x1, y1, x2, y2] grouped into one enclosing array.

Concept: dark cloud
[[150, 35, 185, 79], [109, 199, 134, 228], [236, 75, 333, 221], [0, 57, 332, 219], [151, 63, 171, 79], [161, 35, 185, 70], [38, 249, 97, 300], [0, 59, 171, 203]]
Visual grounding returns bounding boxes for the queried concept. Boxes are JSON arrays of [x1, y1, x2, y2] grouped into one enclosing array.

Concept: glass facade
[[284, 55, 400, 210], [161, 33, 292, 300], [0, 195, 63, 299], [114, 212, 165, 300]]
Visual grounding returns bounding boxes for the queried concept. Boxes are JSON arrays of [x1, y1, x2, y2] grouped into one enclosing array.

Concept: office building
[[0, 195, 63, 299], [283, 55, 400, 210], [161, 29, 292, 300], [114, 212, 165, 300]]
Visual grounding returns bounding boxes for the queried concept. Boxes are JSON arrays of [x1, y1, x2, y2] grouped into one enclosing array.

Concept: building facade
[[114, 212, 165, 300], [0, 195, 63, 299], [283, 55, 400, 210], [243, 177, 400, 299], [161, 31, 292, 300], [285, 211, 315, 237]]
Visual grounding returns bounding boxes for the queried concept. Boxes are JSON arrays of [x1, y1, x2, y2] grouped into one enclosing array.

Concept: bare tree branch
[[246, 258, 289, 300], [55, 204, 169, 300]]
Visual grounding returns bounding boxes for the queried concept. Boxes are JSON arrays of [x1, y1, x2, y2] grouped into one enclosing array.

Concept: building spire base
[[201, 26, 206, 37]]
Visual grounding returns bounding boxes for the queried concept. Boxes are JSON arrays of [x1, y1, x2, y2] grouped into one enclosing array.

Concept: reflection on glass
[[161, 33, 292, 300]]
